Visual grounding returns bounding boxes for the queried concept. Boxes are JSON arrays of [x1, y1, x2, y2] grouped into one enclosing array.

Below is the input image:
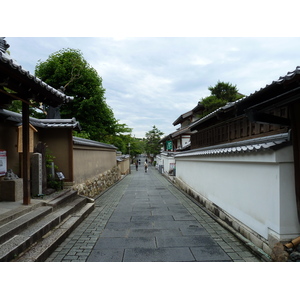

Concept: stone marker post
[[31, 153, 42, 196]]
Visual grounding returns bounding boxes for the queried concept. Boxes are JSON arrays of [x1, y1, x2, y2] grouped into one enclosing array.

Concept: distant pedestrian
[[144, 161, 148, 173], [135, 160, 138, 171]]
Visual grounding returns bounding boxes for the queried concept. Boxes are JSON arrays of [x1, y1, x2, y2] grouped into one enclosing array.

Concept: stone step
[[0, 206, 53, 244], [50, 195, 89, 221], [0, 235, 32, 261], [46, 189, 79, 209], [0, 194, 95, 262], [0, 189, 78, 230], [14, 203, 94, 262], [0, 201, 44, 227]]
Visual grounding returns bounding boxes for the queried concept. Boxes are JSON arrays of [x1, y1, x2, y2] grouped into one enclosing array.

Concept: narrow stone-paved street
[[46, 159, 262, 262]]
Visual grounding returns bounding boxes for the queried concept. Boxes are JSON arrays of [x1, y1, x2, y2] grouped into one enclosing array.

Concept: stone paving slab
[[101, 228, 183, 238], [150, 210, 187, 216], [179, 226, 209, 236], [156, 236, 218, 248], [87, 249, 124, 262], [111, 211, 152, 217], [151, 220, 202, 229], [123, 247, 195, 262], [46, 163, 264, 262], [131, 215, 175, 222], [190, 246, 232, 261], [172, 214, 197, 221], [94, 237, 156, 249], [105, 221, 154, 230]]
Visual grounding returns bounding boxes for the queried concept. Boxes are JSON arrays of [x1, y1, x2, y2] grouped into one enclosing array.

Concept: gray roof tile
[[175, 133, 290, 157], [0, 51, 73, 104], [0, 109, 81, 130]]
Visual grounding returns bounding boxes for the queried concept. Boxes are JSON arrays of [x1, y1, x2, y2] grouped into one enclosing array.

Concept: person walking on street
[[144, 161, 148, 173], [135, 160, 138, 171]]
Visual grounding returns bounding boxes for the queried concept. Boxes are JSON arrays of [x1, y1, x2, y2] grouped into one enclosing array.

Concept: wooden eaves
[[0, 40, 73, 205]]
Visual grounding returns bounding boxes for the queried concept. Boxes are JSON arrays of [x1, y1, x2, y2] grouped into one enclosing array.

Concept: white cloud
[[191, 57, 213, 66], [5, 37, 300, 138]]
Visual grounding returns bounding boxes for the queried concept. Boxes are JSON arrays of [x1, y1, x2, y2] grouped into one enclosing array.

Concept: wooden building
[[175, 67, 300, 253], [0, 38, 74, 204], [160, 103, 204, 152]]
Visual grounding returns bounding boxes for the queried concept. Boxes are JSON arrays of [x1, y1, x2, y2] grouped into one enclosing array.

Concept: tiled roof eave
[[173, 110, 193, 126], [73, 136, 117, 150], [175, 133, 290, 158], [0, 109, 81, 130], [0, 52, 74, 105], [190, 66, 300, 131], [117, 154, 130, 162]]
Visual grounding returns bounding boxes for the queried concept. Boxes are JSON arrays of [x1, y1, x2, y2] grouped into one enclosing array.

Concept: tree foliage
[[144, 125, 164, 157], [200, 81, 242, 116], [34, 48, 119, 143], [208, 81, 239, 102]]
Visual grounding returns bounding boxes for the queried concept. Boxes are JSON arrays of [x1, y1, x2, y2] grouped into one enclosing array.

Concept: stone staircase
[[0, 189, 94, 262]]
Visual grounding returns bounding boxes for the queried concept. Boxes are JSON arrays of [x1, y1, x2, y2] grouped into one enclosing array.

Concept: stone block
[[267, 230, 280, 249], [249, 232, 263, 249], [262, 242, 272, 256], [239, 226, 250, 240], [31, 153, 42, 196], [219, 211, 226, 221], [0, 179, 23, 202], [232, 220, 240, 232]]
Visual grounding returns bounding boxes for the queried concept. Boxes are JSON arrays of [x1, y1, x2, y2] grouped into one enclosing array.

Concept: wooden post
[[69, 130, 74, 183], [22, 100, 30, 205], [290, 102, 300, 223]]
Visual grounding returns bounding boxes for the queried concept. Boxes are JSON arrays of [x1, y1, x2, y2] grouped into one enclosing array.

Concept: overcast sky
[[3, 2, 300, 139], [5, 37, 300, 138]]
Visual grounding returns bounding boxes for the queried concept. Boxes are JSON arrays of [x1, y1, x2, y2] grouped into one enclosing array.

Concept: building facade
[[173, 67, 300, 254]]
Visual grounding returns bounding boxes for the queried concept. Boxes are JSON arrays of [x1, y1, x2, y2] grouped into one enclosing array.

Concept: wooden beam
[[246, 110, 290, 126], [290, 102, 300, 223], [0, 88, 45, 113], [68, 129, 74, 182]]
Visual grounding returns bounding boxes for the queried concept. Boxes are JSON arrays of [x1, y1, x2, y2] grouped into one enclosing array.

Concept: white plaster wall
[[175, 145, 300, 241], [161, 154, 175, 174], [279, 162, 300, 239], [182, 136, 190, 147], [155, 156, 162, 169]]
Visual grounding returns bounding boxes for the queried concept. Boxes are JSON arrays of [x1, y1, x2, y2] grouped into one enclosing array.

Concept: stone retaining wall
[[72, 166, 121, 198]]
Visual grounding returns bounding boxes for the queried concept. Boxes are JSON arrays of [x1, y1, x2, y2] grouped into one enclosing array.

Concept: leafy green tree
[[129, 137, 146, 158], [105, 127, 132, 154], [200, 81, 243, 116], [35, 48, 118, 142], [201, 96, 225, 115], [208, 81, 239, 102], [144, 125, 164, 157]]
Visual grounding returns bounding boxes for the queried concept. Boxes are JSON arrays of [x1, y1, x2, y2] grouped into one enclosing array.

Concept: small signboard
[[166, 140, 173, 151], [17, 124, 38, 153], [56, 172, 65, 181], [0, 150, 7, 176]]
